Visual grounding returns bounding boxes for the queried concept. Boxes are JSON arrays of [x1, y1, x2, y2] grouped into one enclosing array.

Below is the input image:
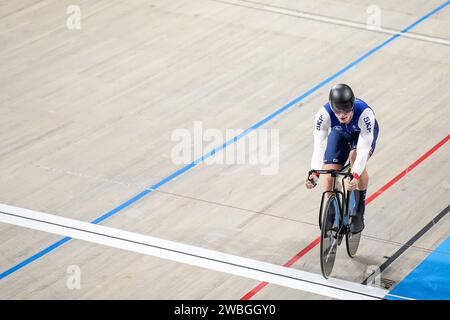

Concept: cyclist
[[304, 84, 379, 234]]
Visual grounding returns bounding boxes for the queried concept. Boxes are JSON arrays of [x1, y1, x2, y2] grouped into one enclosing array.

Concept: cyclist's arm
[[311, 107, 330, 170], [353, 108, 376, 178]]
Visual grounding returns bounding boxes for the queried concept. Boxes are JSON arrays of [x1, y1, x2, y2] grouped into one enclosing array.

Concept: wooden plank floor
[[0, 0, 449, 299]]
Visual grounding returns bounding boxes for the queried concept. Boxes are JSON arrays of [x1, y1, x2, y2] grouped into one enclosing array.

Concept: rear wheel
[[346, 232, 361, 257], [320, 194, 340, 279], [345, 190, 362, 257]]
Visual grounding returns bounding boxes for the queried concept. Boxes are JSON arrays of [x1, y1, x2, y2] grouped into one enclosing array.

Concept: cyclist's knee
[[349, 149, 357, 166], [357, 169, 369, 190], [321, 164, 342, 191], [322, 164, 342, 170]]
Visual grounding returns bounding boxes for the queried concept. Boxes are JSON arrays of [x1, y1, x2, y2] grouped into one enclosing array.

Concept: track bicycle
[[308, 164, 362, 279]]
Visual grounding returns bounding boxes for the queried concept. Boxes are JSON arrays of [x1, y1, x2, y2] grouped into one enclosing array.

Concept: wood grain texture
[[0, 0, 449, 299]]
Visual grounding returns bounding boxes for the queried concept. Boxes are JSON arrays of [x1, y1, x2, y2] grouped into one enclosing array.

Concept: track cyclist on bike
[[304, 84, 379, 234]]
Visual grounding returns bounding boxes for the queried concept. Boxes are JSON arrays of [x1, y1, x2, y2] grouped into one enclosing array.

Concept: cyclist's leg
[[348, 150, 366, 233], [322, 164, 342, 196], [321, 128, 352, 230], [347, 125, 378, 233], [348, 150, 368, 190], [322, 128, 352, 195]]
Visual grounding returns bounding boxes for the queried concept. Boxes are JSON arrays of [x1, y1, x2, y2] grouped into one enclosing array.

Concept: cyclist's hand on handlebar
[[305, 174, 318, 189], [345, 176, 358, 191]]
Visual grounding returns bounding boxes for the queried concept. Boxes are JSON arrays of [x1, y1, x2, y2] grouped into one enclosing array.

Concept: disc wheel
[[345, 191, 362, 258], [345, 231, 361, 258]]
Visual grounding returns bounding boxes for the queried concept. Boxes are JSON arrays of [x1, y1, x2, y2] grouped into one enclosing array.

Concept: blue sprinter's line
[[1, 1, 449, 280]]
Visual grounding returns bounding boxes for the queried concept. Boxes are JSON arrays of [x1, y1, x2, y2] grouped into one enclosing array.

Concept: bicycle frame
[[309, 165, 362, 277], [309, 165, 353, 232]]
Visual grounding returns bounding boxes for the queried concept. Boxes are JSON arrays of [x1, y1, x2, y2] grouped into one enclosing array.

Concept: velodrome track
[[0, 0, 449, 299]]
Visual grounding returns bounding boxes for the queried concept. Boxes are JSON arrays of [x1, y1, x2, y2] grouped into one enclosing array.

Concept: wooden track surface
[[0, 0, 449, 299]]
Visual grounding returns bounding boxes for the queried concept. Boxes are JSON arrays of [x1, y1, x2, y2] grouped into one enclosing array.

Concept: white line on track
[[213, 0, 450, 46], [0, 203, 396, 300]]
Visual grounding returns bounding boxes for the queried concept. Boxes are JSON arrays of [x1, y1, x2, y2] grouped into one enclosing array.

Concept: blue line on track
[[1, 1, 449, 280]]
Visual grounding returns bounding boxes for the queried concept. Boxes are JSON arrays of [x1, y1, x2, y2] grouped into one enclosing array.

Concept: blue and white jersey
[[311, 98, 379, 177]]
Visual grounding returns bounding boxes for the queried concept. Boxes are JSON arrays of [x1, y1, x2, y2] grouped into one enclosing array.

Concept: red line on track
[[240, 134, 450, 300]]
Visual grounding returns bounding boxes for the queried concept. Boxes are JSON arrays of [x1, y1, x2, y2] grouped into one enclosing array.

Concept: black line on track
[[362, 204, 450, 285]]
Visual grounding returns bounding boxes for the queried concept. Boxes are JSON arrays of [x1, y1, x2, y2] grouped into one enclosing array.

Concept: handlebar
[[308, 169, 353, 178], [307, 169, 353, 187]]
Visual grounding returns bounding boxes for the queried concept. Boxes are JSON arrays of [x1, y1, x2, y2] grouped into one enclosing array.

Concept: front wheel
[[320, 194, 340, 279]]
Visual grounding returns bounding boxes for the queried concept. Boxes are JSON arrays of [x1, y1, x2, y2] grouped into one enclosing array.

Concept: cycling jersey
[[311, 98, 379, 177]]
